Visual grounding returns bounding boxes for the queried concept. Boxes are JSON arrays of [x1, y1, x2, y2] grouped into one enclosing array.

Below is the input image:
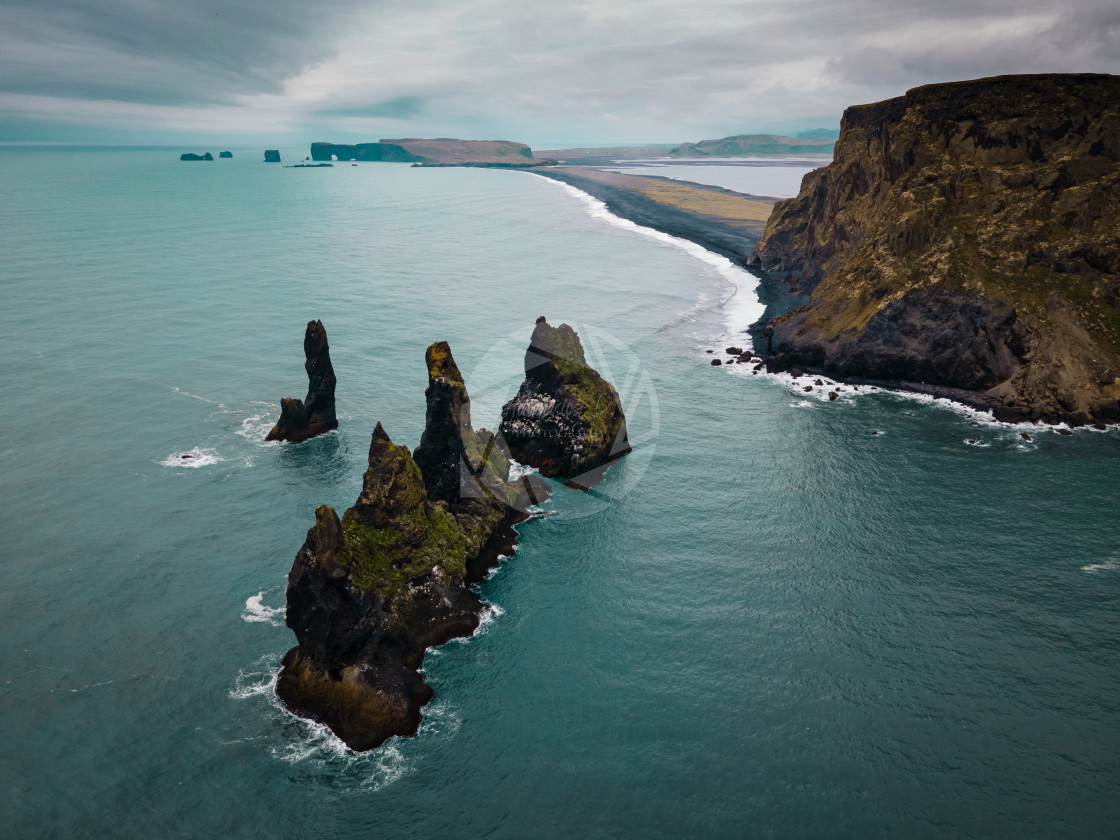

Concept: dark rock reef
[[499, 317, 630, 489], [264, 150, 281, 162], [266, 320, 338, 443], [276, 343, 546, 751], [180, 152, 213, 161], [751, 74, 1120, 425], [219, 151, 233, 158]]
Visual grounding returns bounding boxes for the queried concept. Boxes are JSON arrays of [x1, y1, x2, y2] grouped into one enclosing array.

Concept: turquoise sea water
[[1, 147, 1118, 838]]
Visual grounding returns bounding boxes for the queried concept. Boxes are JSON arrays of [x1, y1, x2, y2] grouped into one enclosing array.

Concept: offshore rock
[[179, 152, 213, 161], [266, 320, 338, 443], [751, 74, 1120, 426], [277, 344, 547, 752], [499, 317, 630, 490], [264, 150, 281, 162], [219, 151, 233, 158]]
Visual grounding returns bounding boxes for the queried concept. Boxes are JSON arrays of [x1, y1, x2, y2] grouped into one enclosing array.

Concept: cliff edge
[[751, 74, 1120, 425]]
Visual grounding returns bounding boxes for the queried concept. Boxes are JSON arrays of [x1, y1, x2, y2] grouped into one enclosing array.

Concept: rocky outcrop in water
[[180, 153, 213, 161], [266, 320, 338, 443], [751, 74, 1120, 425], [219, 151, 233, 159], [264, 150, 281, 162], [499, 317, 630, 489], [276, 343, 547, 751]]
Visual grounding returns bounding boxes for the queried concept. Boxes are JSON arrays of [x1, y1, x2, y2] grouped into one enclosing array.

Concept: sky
[[1, 0, 1118, 147]]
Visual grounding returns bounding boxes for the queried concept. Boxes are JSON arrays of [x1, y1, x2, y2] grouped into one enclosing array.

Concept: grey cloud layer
[[0, 0, 374, 103], [1, 0, 1118, 142]]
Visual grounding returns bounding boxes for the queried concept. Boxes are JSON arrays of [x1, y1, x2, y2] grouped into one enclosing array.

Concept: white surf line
[[529, 172, 765, 341], [529, 172, 1117, 435]]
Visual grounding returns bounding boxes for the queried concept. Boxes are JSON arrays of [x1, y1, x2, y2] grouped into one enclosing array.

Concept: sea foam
[[242, 592, 284, 626], [531, 173, 1119, 436], [533, 174, 766, 341], [160, 447, 224, 468]]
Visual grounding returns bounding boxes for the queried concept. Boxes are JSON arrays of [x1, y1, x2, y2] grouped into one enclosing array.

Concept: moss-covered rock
[[499, 317, 631, 489], [751, 74, 1120, 425], [277, 344, 550, 752]]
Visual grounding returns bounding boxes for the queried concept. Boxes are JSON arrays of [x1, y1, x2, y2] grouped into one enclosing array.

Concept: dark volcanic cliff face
[[751, 74, 1120, 425], [266, 320, 338, 443], [277, 344, 546, 752], [499, 317, 631, 489]]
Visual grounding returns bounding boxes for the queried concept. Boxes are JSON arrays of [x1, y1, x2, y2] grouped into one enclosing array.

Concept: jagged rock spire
[[266, 319, 338, 442]]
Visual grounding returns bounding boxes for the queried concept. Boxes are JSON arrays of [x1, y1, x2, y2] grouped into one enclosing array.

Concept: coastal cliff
[[276, 343, 546, 751], [500, 317, 630, 489], [266, 320, 338, 443], [751, 74, 1120, 425]]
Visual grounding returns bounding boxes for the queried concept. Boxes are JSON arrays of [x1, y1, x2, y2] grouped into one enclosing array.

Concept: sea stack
[[751, 74, 1120, 426], [179, 152, 213, 161], [264, 150, 281, 162], [219, 151, 233, 159], [499, 317, 630, 490], [276, 343, 546, 751], [265, 320, 338, 443]]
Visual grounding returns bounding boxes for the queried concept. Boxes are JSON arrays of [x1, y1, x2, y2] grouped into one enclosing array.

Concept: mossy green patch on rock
[[338, 505, 466, 593], [425, 340, 464, 384]]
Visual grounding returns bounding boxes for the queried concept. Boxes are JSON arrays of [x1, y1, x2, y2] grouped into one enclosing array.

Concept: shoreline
[[527, 166, 806, 350], [521, 166, 1118, 433]]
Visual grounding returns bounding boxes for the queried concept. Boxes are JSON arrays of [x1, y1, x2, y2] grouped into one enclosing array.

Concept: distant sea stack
[[751, 74, 1120, 426], [219, 151, 233, 159], [276, 343, 547, 751], [265, 320, 338, 443], [500, 317, 630, 490], [264, 150, 281, 163], [180, 152, 213, 161], [310, 138, 556, 167]]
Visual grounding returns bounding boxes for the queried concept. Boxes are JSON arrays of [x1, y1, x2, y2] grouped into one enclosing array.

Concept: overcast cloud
[[1, 0, 1118, 145]]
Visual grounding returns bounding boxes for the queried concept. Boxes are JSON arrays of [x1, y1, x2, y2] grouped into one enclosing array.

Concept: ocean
[[1, 146, 1117, 838]]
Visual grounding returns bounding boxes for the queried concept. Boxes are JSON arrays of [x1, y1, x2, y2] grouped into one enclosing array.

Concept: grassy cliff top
[[383, 138, 537, 164]]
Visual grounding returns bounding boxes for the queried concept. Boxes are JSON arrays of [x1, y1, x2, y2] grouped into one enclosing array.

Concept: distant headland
[[537, 132, 836, 165], [310, 138, 557, 167]]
